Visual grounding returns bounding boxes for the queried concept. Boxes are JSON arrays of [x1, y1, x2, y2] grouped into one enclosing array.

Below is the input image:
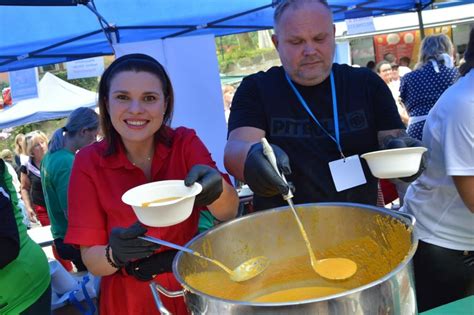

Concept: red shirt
[[65, 127, 222, 315]]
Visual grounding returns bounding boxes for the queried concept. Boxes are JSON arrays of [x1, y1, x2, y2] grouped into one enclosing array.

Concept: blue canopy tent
[[0, 0, 471, 72]]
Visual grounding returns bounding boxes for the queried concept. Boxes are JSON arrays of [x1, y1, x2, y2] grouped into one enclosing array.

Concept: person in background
[[0, 149, 20, 194], [0, 159, 51, 315], [20, 131, 48, 225], [399, 56, 410, 67], [41, 107, 100, 272], [398, 56, 412, 77], [224, 0, 423, 212], [222, 84, 235, 123], [2, 148, 31, 228], [365, 60, 375, 72], [383, 52, 397, 64], [20, 130, 73, 270], [401, 28, 474, 312], [65, 54, 239, 315], [375, 60, 392, 85], [400, 33, 458, 141], [388, 63, 409, 126], [14, 133, 28, 169]]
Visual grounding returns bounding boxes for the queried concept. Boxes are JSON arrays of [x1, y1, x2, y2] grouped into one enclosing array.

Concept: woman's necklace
[[131, 156, 152, 166]]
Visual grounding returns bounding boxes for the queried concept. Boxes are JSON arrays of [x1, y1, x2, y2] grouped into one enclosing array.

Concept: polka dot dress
[[400, 62, 458, 140]]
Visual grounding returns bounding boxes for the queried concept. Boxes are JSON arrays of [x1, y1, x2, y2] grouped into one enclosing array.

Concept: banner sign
[[9, 67, 39, 103], [66, 57, 104, 80], [346, 16, 376, 35]]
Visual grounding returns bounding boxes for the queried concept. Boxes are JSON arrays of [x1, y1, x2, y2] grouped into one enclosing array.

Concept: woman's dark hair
[[98, 53, 174, 155], [459, 28, 474, 77]]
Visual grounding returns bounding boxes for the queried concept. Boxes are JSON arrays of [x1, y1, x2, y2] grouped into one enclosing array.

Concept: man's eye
[[290, 40, 302, 45]]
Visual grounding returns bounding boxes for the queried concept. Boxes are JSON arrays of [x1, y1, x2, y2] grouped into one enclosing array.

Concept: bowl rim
[[361, 146, 427, 160], [121, 180, 202, 207]]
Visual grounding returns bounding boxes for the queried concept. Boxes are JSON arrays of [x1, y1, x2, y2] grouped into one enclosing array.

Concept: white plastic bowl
[[361, 147, 427, 179], [122, 180, 202, 227]]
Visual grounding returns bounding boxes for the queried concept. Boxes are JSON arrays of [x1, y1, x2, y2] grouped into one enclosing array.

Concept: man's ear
[[271, 34, 279, 50]]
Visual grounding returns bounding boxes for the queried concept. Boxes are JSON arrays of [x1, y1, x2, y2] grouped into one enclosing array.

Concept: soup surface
[[252, 286, 347, 302], [142, 196, 180, 207]]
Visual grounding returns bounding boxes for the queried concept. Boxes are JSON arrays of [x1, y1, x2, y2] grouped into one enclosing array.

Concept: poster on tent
[[112, 36, 227, 172], [8, 67, 39, 103], [373, 26, 452, 65], [373, 31, 417, 64], [66, 57, 104, 80]]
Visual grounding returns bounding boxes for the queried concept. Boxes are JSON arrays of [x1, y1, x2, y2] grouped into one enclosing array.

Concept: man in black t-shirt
[[224, 0, 423, 211]]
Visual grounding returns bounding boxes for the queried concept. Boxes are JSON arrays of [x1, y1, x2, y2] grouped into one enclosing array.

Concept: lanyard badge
[[285, 70, 366, 192]]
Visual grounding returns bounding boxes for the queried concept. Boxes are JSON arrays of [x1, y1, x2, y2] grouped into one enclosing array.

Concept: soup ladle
[[139, 235, 270, 282], [261, 138, 357, 280]]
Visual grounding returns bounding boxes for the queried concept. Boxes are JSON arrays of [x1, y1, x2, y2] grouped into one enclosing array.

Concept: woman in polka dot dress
[[400, 34, 459, 140]]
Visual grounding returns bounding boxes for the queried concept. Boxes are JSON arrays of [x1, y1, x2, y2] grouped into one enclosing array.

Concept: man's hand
[[185, 165, 223, 206], [384, 136, 426, 182], [243, 142, 291, 197], [109, 222, 160, 267]]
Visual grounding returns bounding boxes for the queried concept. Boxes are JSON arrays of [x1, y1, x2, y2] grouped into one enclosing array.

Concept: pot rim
[[173, 202, 418, 306]]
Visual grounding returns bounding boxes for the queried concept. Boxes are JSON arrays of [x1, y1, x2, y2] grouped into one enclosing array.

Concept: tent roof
[[0, 72, 97, 129], [0, 0, 471, 72]]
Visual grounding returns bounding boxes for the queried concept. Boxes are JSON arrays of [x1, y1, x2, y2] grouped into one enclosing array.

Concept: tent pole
[[416, 2, 425, 39]]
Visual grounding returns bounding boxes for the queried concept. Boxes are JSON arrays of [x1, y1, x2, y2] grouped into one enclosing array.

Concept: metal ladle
[[139, 235, 270, 282], [261, 138, 357, 280]]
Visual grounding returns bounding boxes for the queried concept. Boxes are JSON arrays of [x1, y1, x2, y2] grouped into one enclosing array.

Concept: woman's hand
[[26, 208, 38, 223], [185, 165, 223, 206], [108, 222, 160, 267]]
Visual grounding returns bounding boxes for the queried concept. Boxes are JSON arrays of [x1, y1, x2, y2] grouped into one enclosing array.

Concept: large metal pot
[[152, 202, 418, 314]]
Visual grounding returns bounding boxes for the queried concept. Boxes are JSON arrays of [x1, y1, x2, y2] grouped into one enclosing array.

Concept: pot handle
[[149, 282, 185, 315], [392, 210, 416, 226]]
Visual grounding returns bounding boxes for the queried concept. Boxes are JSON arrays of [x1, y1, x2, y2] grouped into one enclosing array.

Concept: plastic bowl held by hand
[[122, 180, 202, 227], [361, 147, 427, 179]]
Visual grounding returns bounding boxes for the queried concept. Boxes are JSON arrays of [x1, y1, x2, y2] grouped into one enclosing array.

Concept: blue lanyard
[[285, 70, 344, 158]]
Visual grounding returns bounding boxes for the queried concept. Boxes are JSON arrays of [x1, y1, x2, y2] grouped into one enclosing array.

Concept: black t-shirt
[[228, 64, 404, 211], [20, 161, 45, 207]]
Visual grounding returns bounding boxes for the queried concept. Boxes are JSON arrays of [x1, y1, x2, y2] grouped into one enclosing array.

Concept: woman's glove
[[384, 136, 426, 182], [185, 165, 223, 206], [109, 222, 160, 267], [125, 250, 178, 281], [243, 142, 291, 197]]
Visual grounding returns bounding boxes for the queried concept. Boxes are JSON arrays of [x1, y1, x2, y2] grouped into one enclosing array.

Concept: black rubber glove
[[125, 250, 178, 281], [384, 136, 426, 182], [243, 142, 291, 197], [185, 164, 223, 207], [109, 222, 160, 267]]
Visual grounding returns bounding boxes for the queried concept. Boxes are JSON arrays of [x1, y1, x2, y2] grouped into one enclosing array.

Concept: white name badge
[[328, 155, 367, 192]]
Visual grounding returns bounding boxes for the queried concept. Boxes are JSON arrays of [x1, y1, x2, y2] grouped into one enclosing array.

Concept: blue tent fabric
[[0, 0, 471, 72]]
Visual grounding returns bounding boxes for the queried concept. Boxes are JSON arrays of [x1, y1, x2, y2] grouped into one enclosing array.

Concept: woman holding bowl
[[65, 54, 239, 315]]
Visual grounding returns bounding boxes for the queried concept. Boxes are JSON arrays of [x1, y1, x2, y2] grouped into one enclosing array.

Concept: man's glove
[[243, 142, 291, 197], [125, 250, 178, 281], [384, 136, 426, 182], [109, 222, 160, 267], [185, 165, 223, 206]]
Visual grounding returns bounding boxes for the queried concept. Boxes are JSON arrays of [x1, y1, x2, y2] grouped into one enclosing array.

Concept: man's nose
[[303, 42, 317, 56]]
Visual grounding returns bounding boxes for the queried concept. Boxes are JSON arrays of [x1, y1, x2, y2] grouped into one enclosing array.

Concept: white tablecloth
[[27, 225, 54, 247]]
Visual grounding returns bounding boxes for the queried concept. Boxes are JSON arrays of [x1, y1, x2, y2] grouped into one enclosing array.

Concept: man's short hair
[[383, 53, 396, 63], [273, 0, 331, 28]]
